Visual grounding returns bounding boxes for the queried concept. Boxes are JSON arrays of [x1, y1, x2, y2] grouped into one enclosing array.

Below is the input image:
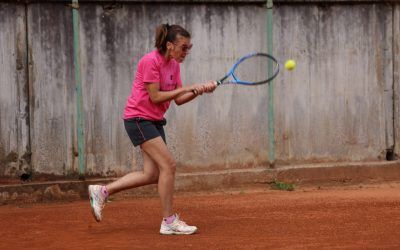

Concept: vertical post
[[72, 0, 85, 178], [266, 0, 275, 168]]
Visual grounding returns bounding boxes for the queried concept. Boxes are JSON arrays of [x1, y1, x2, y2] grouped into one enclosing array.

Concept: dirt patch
[[0, 183, 400, 249]]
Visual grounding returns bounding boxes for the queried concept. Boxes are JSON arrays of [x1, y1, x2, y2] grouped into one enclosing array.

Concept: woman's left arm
[[174, 90, 199, 106], [174, 81, 216, 106]]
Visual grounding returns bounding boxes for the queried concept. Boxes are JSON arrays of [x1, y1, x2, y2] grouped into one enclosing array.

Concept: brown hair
[[155, 23, 191, 54]]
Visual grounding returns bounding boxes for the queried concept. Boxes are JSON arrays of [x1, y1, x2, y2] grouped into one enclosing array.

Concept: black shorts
[[124, 117, 167, 147]]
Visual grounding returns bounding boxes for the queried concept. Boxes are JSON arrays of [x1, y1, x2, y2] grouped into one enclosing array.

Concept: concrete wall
[[0, 0, 399, 179], [394, 6, 400, 163], [275, 4, 394, 163], [0, 3, 30, 177]]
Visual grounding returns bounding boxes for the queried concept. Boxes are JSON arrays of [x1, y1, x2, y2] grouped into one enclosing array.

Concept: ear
[[166, 41, 174, 51]]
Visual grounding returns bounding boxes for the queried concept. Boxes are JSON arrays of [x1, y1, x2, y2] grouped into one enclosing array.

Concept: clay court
[[1, 183, 400, 249]]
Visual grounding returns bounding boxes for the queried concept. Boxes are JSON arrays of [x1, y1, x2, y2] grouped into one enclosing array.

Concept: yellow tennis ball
[[285, 59, 296, 71]]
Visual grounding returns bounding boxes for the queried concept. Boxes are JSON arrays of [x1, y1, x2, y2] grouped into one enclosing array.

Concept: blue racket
[[216, 52, 280, 86]]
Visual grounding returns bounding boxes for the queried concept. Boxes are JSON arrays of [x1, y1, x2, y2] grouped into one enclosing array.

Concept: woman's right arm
[[145, 82, 203, 104], [174, 81, 216, 105]]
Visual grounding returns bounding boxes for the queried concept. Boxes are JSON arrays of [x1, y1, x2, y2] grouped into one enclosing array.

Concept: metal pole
[[72, 0, 85, 178], [266, 0, 275, 168]]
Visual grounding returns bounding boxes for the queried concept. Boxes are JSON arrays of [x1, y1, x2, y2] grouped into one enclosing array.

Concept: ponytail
[[155, 23, 191, 53], [155, 24, 169, 53]]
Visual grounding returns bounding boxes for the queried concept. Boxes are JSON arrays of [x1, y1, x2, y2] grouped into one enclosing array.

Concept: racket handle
[[216, 80, 222, 86]]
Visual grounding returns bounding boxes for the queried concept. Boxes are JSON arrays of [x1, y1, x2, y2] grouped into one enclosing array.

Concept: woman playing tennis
[[88, 23, 216, 235]]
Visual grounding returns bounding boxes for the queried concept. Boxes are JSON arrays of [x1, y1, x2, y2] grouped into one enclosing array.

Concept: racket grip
[[216, 80, 222, 86]]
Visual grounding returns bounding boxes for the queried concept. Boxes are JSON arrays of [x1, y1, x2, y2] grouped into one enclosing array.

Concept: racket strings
[[232, 55, 278, 84]]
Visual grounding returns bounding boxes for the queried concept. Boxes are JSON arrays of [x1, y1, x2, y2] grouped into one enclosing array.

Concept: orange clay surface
[[1, 183, 400, 249]]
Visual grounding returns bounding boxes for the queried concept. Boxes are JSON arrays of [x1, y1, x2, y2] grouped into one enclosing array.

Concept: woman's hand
[[186, 81, 216, 96], [202, 81, 217, 93], [189, 84, 206, 95]]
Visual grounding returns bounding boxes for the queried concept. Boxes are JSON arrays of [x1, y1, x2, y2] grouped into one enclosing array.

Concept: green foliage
[[271, 181, 295, 191]]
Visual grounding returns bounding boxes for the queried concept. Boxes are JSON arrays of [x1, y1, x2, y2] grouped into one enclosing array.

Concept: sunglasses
[[173, 43, 193, 53]]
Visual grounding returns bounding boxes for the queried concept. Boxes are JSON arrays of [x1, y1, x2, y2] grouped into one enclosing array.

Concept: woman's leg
[[88, 148, 160, 222], [105, 150, 159, 195], [140, 137, 198, 235], [139, 136, 176, 218], [90, 135, 174, 218]]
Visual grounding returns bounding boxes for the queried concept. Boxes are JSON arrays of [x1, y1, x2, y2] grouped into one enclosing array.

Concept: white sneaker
[[160, 214, 198, 235], [88, 185, 106, 222]]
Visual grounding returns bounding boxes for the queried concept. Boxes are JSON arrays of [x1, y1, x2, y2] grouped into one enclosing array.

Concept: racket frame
[[216, 52, 280, 86]]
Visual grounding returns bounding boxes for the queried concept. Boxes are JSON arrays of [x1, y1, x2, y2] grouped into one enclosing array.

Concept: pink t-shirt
[[123, 50, 182, 120]]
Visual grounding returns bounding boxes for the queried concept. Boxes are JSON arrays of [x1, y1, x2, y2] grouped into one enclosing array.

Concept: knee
[[162, 159, 176, 176], [169, 159, 176, 175]]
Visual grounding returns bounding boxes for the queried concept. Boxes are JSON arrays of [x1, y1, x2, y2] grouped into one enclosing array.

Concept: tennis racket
[[216, 52, 280, 86]]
